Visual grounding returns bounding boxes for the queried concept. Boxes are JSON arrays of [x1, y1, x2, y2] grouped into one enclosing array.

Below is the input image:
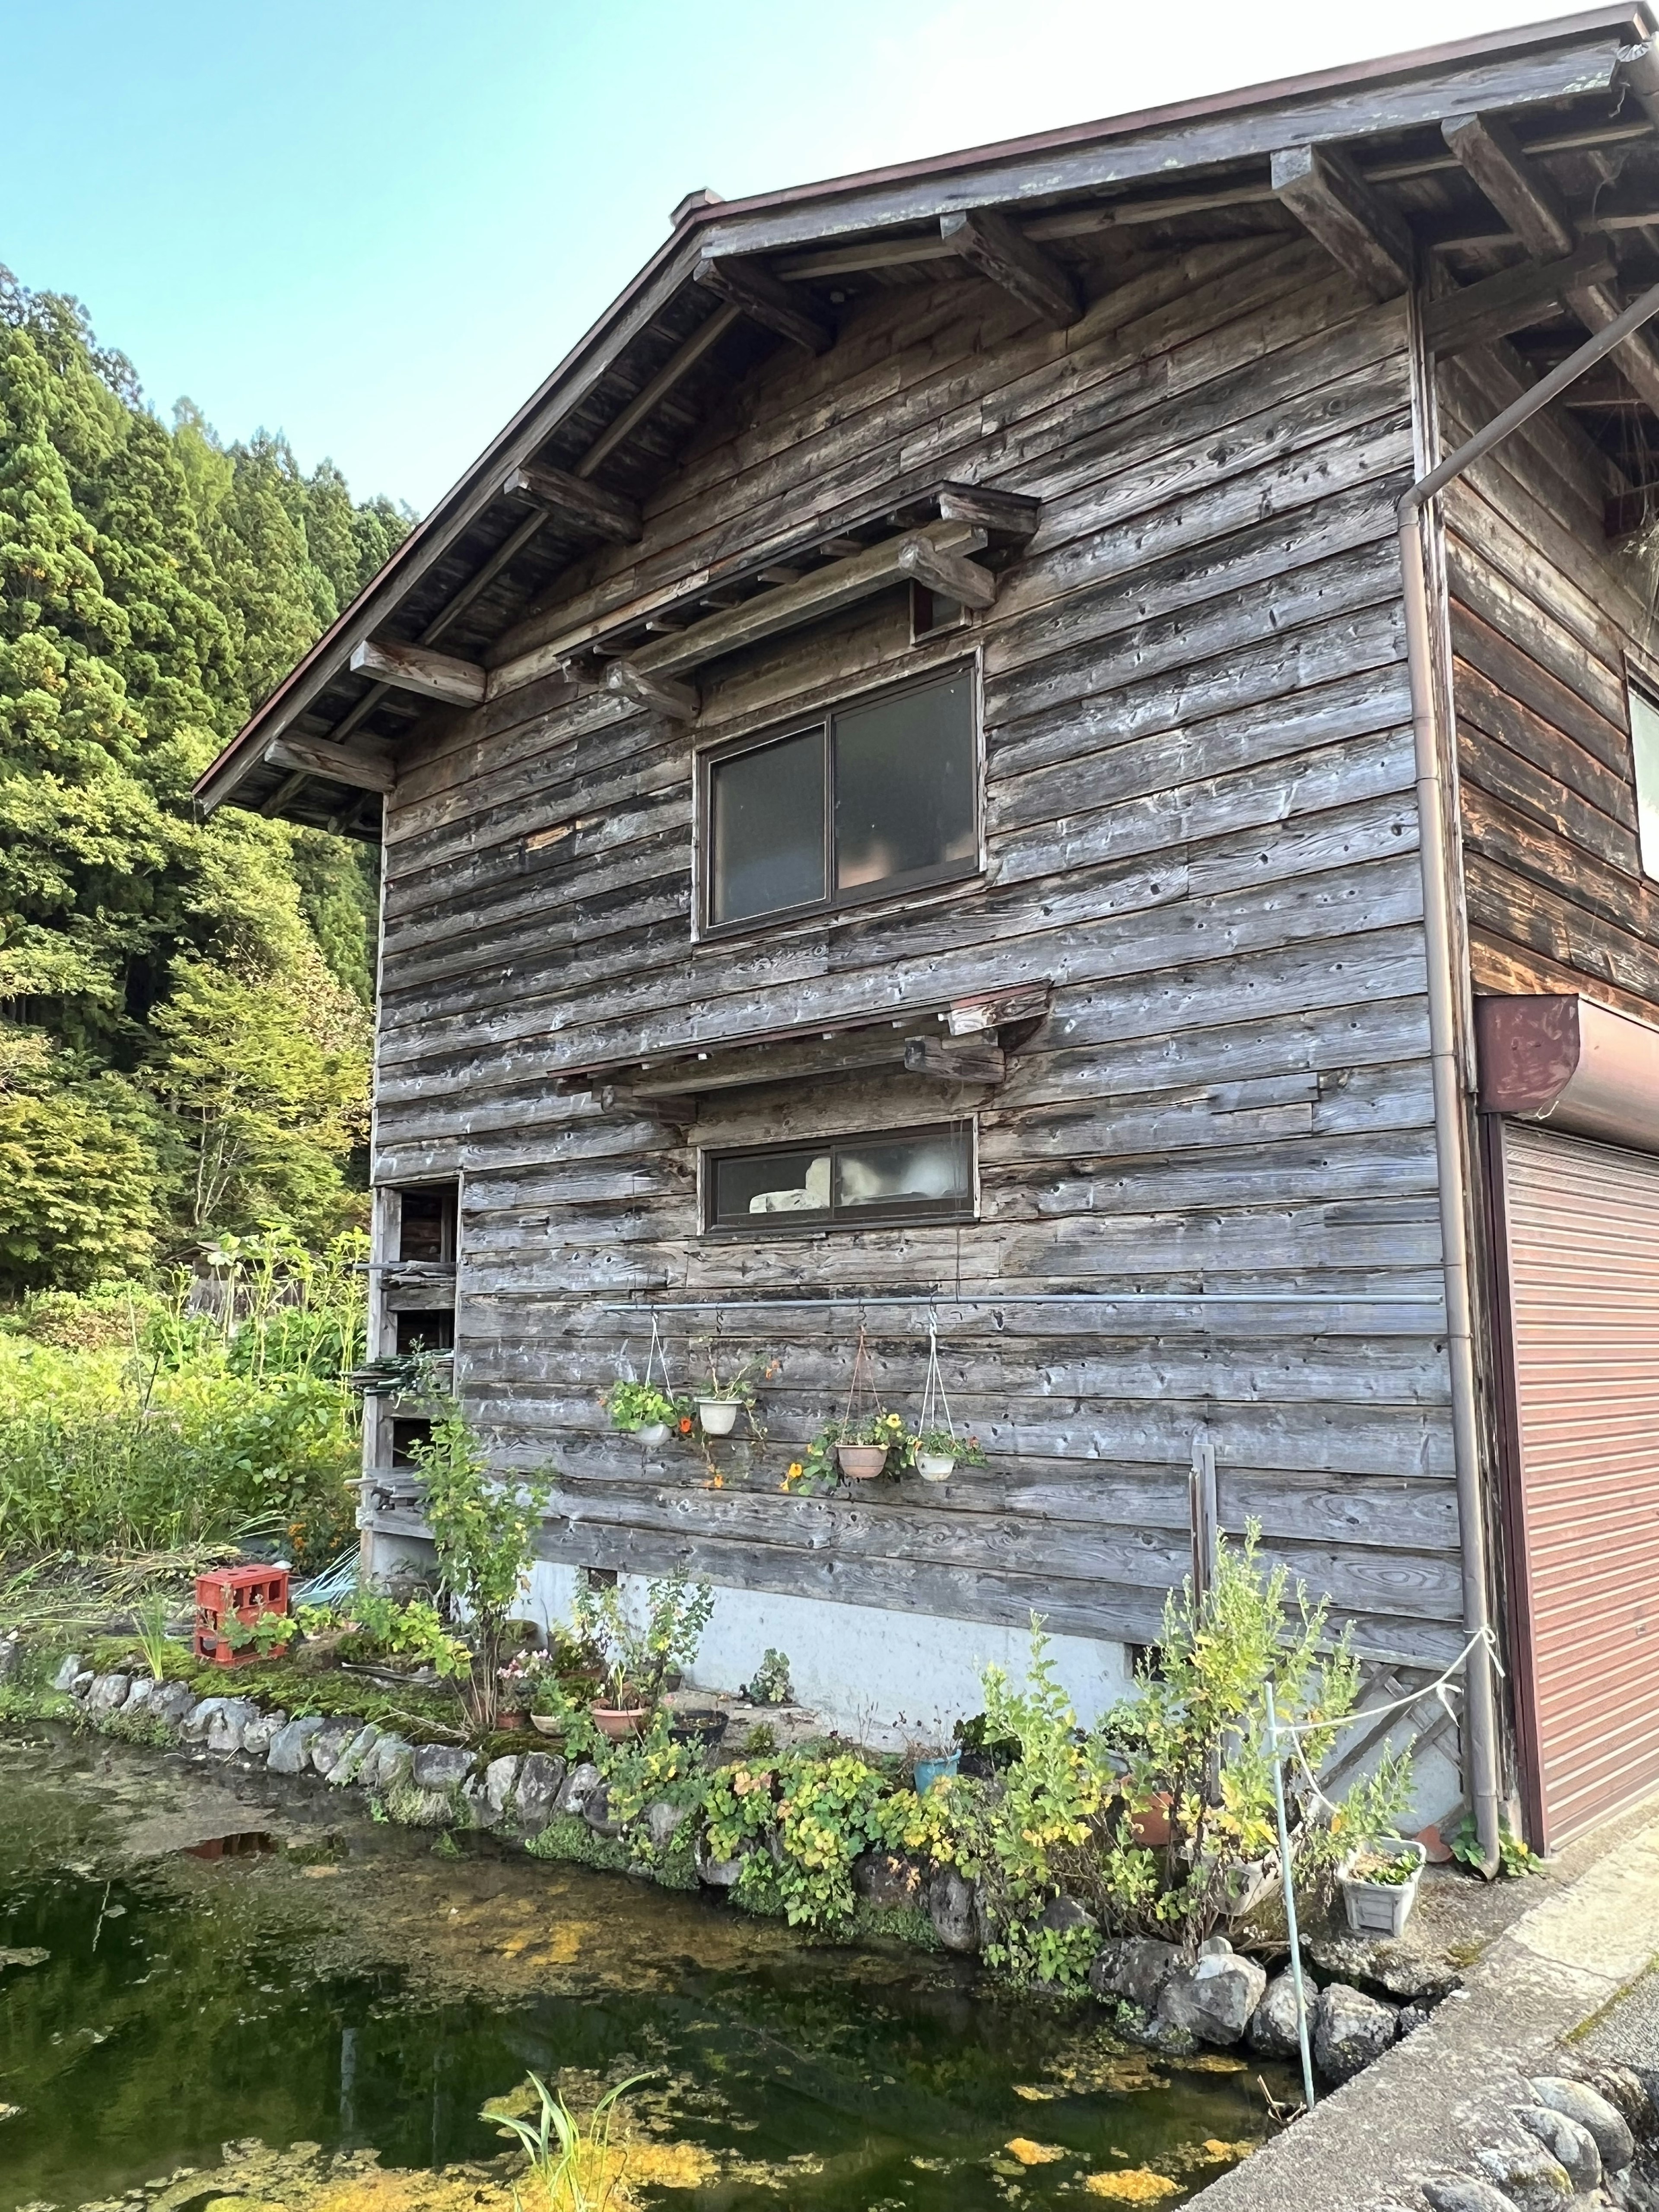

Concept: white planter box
[[1338, 1837, 1427, 1938], [697, 1398, 740, 1436]]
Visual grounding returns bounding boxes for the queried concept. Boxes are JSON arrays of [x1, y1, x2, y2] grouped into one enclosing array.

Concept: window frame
[[1626, 661, 1659, 882], [700, 1119, 979, 1238], [696, 661, 982, 938]]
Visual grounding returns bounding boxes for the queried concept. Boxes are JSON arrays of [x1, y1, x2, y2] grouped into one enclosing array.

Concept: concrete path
[[1576, 1960, 1659, 2073], [1189, 1811, 1659, 2212]]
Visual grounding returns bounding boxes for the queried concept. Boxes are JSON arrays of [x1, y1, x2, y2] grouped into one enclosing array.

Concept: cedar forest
[[0, 267, 407, 1295]]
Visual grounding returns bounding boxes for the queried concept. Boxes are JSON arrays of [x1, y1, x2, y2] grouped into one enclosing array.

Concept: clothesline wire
[[1265, 1623, 1503, 1746]]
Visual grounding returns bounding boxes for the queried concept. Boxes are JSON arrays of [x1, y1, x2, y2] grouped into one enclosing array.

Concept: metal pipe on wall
[[1398, 272, 1659, 1875]]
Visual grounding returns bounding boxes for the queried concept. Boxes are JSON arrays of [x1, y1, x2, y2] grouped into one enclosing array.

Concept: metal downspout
[[1398, 274, 1659, 1874]]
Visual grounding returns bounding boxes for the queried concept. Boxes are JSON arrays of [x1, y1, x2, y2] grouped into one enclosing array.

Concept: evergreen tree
[[0, 268, 412, 1292]]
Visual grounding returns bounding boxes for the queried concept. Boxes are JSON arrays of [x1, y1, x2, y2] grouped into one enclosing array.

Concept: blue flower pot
[[912, 1752, 961, 1795]]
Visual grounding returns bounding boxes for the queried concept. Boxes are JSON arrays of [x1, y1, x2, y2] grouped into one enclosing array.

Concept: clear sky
[[6, 0, 1578, 515]]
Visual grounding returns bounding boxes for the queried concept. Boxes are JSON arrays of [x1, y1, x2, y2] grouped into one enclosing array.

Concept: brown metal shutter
[[1500, 1122, 1659, 1848]]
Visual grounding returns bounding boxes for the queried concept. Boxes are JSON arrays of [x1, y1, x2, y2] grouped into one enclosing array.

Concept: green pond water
[[0, 1728, 1290, 2210]]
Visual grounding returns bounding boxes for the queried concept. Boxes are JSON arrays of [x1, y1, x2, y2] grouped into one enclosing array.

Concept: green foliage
[[131, 1590, 172, 1681], [0, 1237, 364, 1563], [1449, 1810, 1537, 1878], [486, 2069, 645, 2212], [599, 1379, 686, 1434], [0, 266, 412, 1290], [744, 1648, 792, 1704], [572, 1568, 713, 1710], [411, 1384, 550, 1731]]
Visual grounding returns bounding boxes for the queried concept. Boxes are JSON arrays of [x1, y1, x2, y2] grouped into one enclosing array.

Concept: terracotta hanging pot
[[836, 1443, 889, 1479]]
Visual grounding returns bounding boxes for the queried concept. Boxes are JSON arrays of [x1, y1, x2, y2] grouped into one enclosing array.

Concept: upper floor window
[[1628, 674, 1659, 880], [702, 667, 977, 931], [705, 1122, 976, 1234]]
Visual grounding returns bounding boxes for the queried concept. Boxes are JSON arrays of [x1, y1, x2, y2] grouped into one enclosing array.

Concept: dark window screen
[[709, 728, 826, 924], [835, 674, 976, 893], [394, 1309, 455, 1354], [397, 1186, 455, 1262]]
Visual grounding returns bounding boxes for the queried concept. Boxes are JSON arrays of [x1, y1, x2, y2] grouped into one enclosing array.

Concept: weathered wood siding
[[372, 235, 1463, 1664], [1439, 343, 1659, 1018]]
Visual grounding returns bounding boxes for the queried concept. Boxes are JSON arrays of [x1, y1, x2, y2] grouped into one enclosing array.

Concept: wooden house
[[199, 7, 1659, 1853]]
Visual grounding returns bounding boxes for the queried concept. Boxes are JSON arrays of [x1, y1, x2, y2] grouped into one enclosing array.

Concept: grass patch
[[525, 1815, 633, 1876]]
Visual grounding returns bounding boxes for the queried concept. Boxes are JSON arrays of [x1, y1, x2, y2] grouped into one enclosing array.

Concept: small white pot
[[636, 1422, 671, 1448], [1338, 1837, 1427, 1938], [697, 1398, 740, 1437], [916, 1452, 957, 1481]]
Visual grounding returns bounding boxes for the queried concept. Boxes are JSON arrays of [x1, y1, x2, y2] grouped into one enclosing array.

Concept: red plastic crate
[[193, 1565, 290, 1668]]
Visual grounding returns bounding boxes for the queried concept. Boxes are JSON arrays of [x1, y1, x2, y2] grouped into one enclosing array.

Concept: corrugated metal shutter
[[1501, 1122, 1659, 1848]]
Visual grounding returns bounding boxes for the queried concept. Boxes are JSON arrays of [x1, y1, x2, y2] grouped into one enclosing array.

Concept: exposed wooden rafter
[[1270, 143, 1415, 300], [1424, 242, 1613, 356], [262, 734, 397, 795], [895, 535, 997, 610], [1443, 109, 1659, 417], [693, 255, 833, 353], [348, 636, 487, 707], [938, 207, 1081, 327], [577, 303, 743, 477], [502, 461, 642, 543]]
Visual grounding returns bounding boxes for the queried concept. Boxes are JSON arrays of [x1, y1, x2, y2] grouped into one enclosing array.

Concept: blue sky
[[8, 0, 1558, 513]]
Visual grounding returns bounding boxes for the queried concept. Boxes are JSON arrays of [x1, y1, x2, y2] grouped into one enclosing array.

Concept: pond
[[0, 1729, 1289, 2211]]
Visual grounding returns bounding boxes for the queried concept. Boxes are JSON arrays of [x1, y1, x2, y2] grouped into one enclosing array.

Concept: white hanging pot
[[916, 1451, 957, 1481], [637, 1422, 671, 1448], [697, 1398, 740, 1437]]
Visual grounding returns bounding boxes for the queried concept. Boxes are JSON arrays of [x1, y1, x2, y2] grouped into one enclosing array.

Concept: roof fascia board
[[694, 31, 1632, 259], [196, 230, 707, 813], [686, 7, 1648, 244]]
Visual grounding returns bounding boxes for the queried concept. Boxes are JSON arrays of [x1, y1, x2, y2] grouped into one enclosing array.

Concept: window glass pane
[[1631, 683, 1659, 880], [833, 674, 975, 894], [710, 728, 826, 923], [834, 1128, 971, 1211], [713, 1147, 832, 1222]]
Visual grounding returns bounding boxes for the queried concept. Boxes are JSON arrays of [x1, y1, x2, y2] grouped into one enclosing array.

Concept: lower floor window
[[706, 1122, 975, 1233]]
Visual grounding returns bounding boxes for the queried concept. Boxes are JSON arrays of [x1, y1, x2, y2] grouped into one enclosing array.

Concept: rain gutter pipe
[[1398, 274, 1659, 1876]]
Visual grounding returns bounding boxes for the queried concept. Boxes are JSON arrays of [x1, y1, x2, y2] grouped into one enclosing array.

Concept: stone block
[[553, 1761, 601, 1818], [1423, 2182, 1522, 2212], [308, 1719, 359, 1775], [180, 1697, 227, 1742], [267, 1715, 326, 1775], [477, 1757, 520, 1828], [1528, 2076, 1636, 2174], [1089, 1937, 1182, 2010], [1157, 1947, 1268, 2046], [87, 1674, 131, 1718], [203, 1699, 259, 1756], [366, 1736, 413, 1792], [123, 1677, 156, 1715], [1473, 2141, 1574, 2211], [1313, 1981, 1398, 2082], [411, 1744, 472, 1793], [51, 1654, 84, 1694], [645, 1801, 688, 1851], [929, 1868, 979, 1954], [1514, 2105, 1601, 2196], [1247, 1970, 1310, 2057], [1039, 1895, 1099, 1937], [512, 1753, 563, 1833], [696, 1839, 746, 1888], [149, 1681, 200, 1731], [583, 1783, 625, 1837], [71, 1671, 95, 1701], [326, 1726, 380, 1787]]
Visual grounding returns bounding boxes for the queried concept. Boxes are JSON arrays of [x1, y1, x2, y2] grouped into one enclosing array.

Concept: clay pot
[[496, 1708, 528, 1732], [697, 1398, 740, 1437], [591, 1703, 648, 1742], [1130, 1792, 1173, 1848], [836, 1444, 889, 1479]]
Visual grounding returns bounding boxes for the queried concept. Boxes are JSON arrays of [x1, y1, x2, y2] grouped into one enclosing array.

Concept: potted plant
[[906, 1426, 988, 1483], [601, 1378, 687, 1449], [574, 1568, 716, 1740], [1338, 1834, 1427, 1937], [836, 1408, 906, 1478], [692, 1347, 773, 1438]]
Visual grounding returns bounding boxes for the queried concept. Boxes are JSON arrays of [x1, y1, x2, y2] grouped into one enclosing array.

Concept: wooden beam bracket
[[938, 207, 1081, 326], [693, 255, 833, 353], [604, 661, 700, 722], [503, 461, 642, 543], [1424, 242, 1614, 356], [1271, 142, 1416, 300], [895, 534, 997, 610], [903, 1038, 1007, 1084], [349, 636, 486, 708], [262, 735, 397, 797]]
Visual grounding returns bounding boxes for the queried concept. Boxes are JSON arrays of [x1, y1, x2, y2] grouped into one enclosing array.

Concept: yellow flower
[[787, 1462, 803, 1479], [886, 1413, 902, 1428]]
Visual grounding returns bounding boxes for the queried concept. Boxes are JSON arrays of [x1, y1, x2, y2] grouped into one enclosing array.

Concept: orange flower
[[703, 1472, 725, 1490], [678, 1415, 693, 1433]]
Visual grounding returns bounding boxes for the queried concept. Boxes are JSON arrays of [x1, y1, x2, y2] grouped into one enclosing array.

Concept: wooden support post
[[605, 661, 700, 721], [348, 636, 487, 707], [1443, 111, 1659, 417], [1271, 143, 1416, 299], [693, 255, 833, 353], [502, 461, 642, 543], [895, 534, 998, 610], [1423, 243, 1613, 356], [938, 207, 1081, 326], [263, 734, 397, 796], [936, 481, 1042, 543]]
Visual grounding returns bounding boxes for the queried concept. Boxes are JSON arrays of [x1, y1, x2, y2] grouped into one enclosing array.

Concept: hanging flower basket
[[836, 1443, 889, 1479], [696, 1398, 741, 1437], [904, 1324, 988, 1484]]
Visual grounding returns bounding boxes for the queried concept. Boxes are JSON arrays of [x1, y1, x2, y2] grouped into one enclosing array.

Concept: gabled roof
[[196, 4, 1659, 835]]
